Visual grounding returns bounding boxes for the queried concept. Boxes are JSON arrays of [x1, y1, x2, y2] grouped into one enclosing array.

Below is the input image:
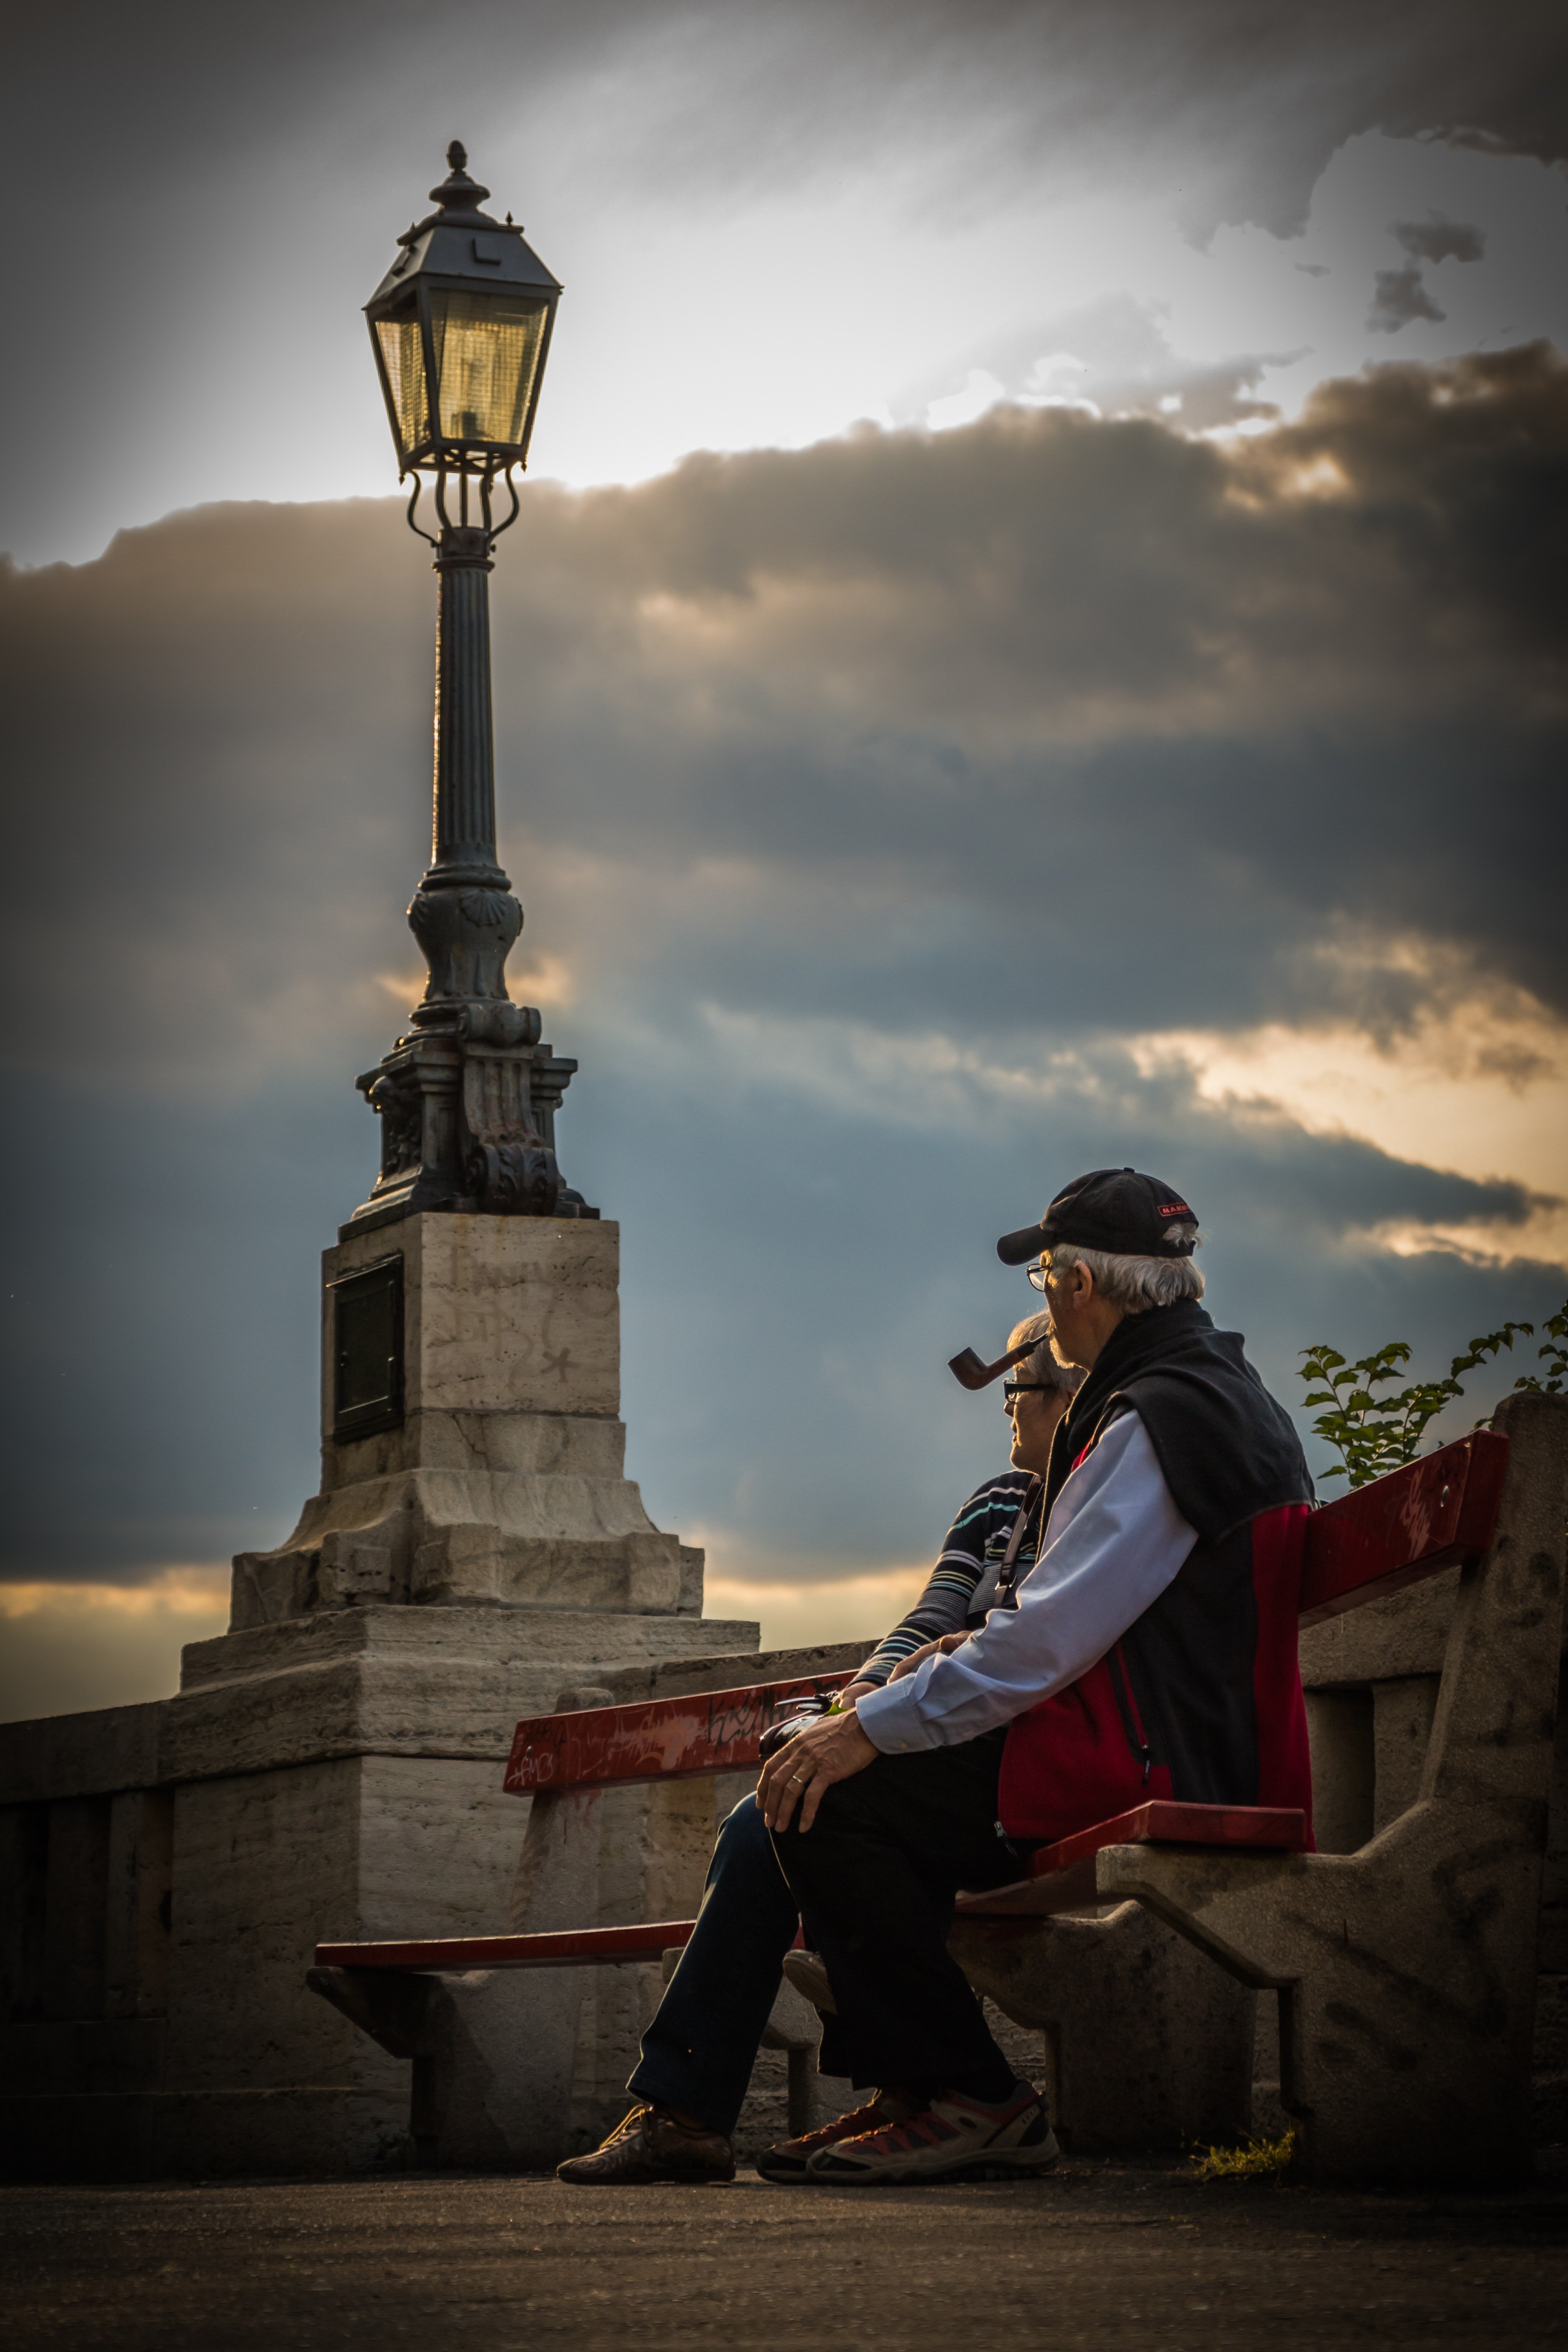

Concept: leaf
[[1295, 1293, 1568, 1490]]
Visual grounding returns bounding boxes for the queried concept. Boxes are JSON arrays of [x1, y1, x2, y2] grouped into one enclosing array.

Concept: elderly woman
[[557, 1311, 1082, 2186]]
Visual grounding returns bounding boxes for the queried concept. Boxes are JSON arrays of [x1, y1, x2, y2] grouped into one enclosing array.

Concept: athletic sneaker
[[755, 2089, 920, 2183], [780, 1949, 836, 2014], [805, 2080, 1059, 2185]]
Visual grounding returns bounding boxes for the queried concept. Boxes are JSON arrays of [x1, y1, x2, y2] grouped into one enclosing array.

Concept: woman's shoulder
[[947, 1468, 1035, 1529]]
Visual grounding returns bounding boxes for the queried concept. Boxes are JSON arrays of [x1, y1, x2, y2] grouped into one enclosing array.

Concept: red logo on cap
[[1156, 1202, 1192, 1218]]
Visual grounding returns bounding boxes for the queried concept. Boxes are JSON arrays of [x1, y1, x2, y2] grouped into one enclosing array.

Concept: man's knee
[[712, 1791, 795, 1895], [770, 1767, 882, 1865], [717, 1792, 771, 1854]]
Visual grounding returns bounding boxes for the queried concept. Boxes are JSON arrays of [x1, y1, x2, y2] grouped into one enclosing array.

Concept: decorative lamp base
[[349, 1015, 596, 1232]]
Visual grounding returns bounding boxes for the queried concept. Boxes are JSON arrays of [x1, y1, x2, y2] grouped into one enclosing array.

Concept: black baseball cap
[[996, 1168, 1199, 1266]]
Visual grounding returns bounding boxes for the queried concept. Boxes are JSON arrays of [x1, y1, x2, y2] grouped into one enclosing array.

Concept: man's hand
[[757, 1707, 879, 1834], [886, 1631, 970, 1684]]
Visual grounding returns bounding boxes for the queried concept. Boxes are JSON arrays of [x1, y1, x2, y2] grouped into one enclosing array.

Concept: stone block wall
[[0, 1604, 764, 2184]]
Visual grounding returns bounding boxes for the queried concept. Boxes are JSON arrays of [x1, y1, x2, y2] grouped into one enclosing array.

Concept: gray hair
[[1006, 1310, 1085, 1392], [1048, 1240, 1205, 1314]]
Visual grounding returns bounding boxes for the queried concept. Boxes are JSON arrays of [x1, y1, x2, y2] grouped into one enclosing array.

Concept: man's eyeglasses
[[1003, 1380, 1056, 1404], [1025, 1260, 1052, 1292]]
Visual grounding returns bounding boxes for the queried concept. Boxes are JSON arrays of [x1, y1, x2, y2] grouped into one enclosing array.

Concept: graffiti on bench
[[503, 1672, 859, 1794], [1298, 1430, 1509, 1626]]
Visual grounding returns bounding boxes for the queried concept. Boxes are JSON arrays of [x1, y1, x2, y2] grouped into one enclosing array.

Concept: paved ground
[[4, 2156, 1567, 2350]]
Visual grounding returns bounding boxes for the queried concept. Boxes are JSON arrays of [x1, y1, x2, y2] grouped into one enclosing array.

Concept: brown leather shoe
[[556, 2103, 736, 2185]]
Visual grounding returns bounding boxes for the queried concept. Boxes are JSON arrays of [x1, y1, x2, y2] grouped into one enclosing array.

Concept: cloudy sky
[[2, 0, 1565, 1719]]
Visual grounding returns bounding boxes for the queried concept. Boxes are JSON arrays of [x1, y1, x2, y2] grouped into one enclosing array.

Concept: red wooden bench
[[314, 1429, 1508, 1975]]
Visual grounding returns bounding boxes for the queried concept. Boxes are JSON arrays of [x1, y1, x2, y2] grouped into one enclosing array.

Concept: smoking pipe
[[947, 1334, 1040, 1391]]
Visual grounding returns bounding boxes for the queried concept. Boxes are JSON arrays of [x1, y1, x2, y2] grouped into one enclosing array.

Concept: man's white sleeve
[[854, 1413, 1197, 1754]]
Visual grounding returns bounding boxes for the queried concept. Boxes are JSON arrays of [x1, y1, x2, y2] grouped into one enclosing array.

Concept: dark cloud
[[2, 348, 1564, 1599], [1395, 216, 1487, 264], [1368, 265, 1446, 331], [10, 2, 1563, 230]]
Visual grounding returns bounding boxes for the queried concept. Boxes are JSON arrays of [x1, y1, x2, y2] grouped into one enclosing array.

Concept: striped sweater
[[857, 1470, 1041, 1686]]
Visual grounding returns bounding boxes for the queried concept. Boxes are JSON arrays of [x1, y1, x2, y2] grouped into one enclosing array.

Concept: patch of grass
[[1189, 2130, 1297, 2181]]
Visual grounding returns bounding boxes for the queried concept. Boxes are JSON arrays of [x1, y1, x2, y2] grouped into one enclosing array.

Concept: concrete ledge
[[583, 1641, 879, 1705], [1, 1612, 771, 1799], [181, 1605, 763, 1692], [0, 1704, 163, 1805]]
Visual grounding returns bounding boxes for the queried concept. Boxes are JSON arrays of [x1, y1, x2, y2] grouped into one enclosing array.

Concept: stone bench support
[[1001, 1391, 1566, 2184]]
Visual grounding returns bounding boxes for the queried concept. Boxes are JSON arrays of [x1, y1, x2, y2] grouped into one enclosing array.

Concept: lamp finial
[[428, 141, 489, 212]]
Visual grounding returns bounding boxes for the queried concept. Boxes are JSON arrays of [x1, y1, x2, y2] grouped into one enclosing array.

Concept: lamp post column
[[407, 524, 524, 1029], [430, 526, 502, 883], [349, 514, 594, 1228]]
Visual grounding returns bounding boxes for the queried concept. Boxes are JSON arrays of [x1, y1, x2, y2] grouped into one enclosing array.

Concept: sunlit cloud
[[0, 1569, 230, 1725], [701, 1564, 932, 1653], [1127, 942, 1568, 1262], [926, 371, 1007, 431], [0, 1567, 229, 1620], [374, 950, 577, 1018]]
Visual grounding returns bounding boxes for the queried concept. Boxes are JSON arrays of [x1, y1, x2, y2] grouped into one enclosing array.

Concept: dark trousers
[[774, 1728, 1021, 2107], [627, 1731, 1024, 2136], [628, 1792, 802, 2135]]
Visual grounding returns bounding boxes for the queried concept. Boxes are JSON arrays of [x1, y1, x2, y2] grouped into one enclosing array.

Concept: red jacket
[[997, 1494, 1313, 1843]]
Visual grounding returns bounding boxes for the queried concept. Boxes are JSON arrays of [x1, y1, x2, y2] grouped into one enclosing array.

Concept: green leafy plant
[[1300, 1300, 1568, 1489], [1531, 1303, 1568, 1396]]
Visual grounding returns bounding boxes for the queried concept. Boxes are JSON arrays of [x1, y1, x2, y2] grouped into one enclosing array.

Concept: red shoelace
[[840, 2110, 962, 2155], [786, 2097, 910, 2153]]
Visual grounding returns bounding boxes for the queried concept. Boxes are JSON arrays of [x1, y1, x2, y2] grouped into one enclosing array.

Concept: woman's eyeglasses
[[1003, 1380, 1057, 1404]]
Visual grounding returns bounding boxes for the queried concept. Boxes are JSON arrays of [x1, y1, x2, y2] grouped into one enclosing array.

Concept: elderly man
[[560, 1167, 1313, 2187]]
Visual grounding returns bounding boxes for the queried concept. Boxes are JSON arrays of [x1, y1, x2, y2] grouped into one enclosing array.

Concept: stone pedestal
[[1, 1208, 764, 2182], [234, 1214, 700, 1624]]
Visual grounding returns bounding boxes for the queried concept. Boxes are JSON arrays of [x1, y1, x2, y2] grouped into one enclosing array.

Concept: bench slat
[[314, 1920, 697, 1973], [503, 1672, 857, 1797], [954, 1800, 1309, 1919], [1298, 1430, 1508, 1626]]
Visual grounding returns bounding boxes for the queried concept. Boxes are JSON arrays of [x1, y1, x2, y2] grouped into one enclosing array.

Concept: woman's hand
[[756, 1707, 879, 1834], [885, 1631, 971, 1683]]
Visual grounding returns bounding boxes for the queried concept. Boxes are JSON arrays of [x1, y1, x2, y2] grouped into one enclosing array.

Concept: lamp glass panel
[[429, 291, 547, 447], [374, 314, 430, 457]]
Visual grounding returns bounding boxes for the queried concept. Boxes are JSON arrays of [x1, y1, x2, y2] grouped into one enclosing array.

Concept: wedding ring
[[789, 1772, 808, 1787]]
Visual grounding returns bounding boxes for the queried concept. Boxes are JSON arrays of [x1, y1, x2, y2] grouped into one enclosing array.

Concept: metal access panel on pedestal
[[330, 1254, 405, 1441]]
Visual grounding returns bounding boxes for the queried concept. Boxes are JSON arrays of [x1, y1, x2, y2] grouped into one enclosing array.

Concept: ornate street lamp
[[351, 144, 593, 1228]]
